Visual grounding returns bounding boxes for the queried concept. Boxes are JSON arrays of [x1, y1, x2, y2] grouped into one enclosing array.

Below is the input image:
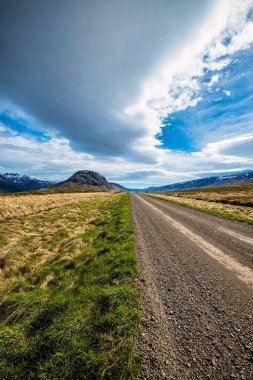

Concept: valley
[[0, 176, 253, 379]]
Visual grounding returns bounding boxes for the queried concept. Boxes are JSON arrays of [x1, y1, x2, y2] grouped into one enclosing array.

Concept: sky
[[0, 0, 253, 188]]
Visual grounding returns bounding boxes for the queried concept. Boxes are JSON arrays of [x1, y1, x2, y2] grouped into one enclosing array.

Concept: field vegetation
[[0, 192, 112, 221], [0, 193, 139, 379], [147, 182, 253, 224]]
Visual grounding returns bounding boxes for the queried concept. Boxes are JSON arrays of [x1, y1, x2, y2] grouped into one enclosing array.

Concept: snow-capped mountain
[[142, 171, 253, 192], [0, 173, 54, 193]]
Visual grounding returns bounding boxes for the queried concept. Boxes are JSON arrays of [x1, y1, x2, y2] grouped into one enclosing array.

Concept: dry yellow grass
[[0, 192, 112, 221], [165, 183, 253, 206], [148, 193, 253, 224], [184, 190, 253, 204]]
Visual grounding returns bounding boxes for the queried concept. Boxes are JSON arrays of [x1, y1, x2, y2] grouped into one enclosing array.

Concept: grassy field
[[146, 182, 253, 224], [0, 193, 139, 379], [0, 192, 113, 221]]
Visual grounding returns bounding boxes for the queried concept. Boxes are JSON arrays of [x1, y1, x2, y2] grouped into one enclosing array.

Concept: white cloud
[[203, 134, 253, 159], [208, 74, 219, 87], [0, 126, 252, 187], [224, 90, 231, 96]]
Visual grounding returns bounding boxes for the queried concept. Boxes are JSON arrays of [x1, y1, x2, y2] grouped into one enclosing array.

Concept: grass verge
[[0, 193, 139, 379], [145, 193, 253, 225]]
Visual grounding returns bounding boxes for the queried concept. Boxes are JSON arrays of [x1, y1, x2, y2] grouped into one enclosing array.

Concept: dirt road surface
[[131, 194, 253, 380]]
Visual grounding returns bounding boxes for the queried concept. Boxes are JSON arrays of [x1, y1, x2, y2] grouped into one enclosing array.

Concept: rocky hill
[[41, 170, 120, 193]]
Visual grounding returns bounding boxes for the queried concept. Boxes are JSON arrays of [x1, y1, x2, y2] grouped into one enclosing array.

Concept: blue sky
[[157, 45, 253, 153], [0, 110, 50, 143], [0, 0, 253, 188]]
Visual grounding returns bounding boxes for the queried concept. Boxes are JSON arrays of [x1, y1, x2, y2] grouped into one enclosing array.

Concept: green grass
[[146, 193, 253, 225], [0, 194, 140, 379]]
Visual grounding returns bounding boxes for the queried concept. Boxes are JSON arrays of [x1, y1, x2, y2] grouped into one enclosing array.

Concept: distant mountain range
[[0, 170, 252, 194], [0, 173, 54, 193], [141, 171, 253, 192]]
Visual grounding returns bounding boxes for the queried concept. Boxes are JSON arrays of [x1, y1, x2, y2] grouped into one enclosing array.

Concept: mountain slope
[[110, 183, 128, 192], [0, 173, 53, 193], [45, 170, 120, 193], [142, 172, 253, 192]]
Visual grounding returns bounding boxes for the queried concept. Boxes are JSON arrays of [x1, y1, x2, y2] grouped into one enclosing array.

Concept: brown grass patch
[[161, 182, 253, 207], [0, 192, 111, 221]]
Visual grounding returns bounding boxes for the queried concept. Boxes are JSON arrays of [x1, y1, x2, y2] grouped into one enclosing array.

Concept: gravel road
[[131, 194, 253, 380]]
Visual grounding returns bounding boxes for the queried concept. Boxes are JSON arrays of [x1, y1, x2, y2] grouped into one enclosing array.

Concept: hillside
[[142, 171, 253, 192]]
